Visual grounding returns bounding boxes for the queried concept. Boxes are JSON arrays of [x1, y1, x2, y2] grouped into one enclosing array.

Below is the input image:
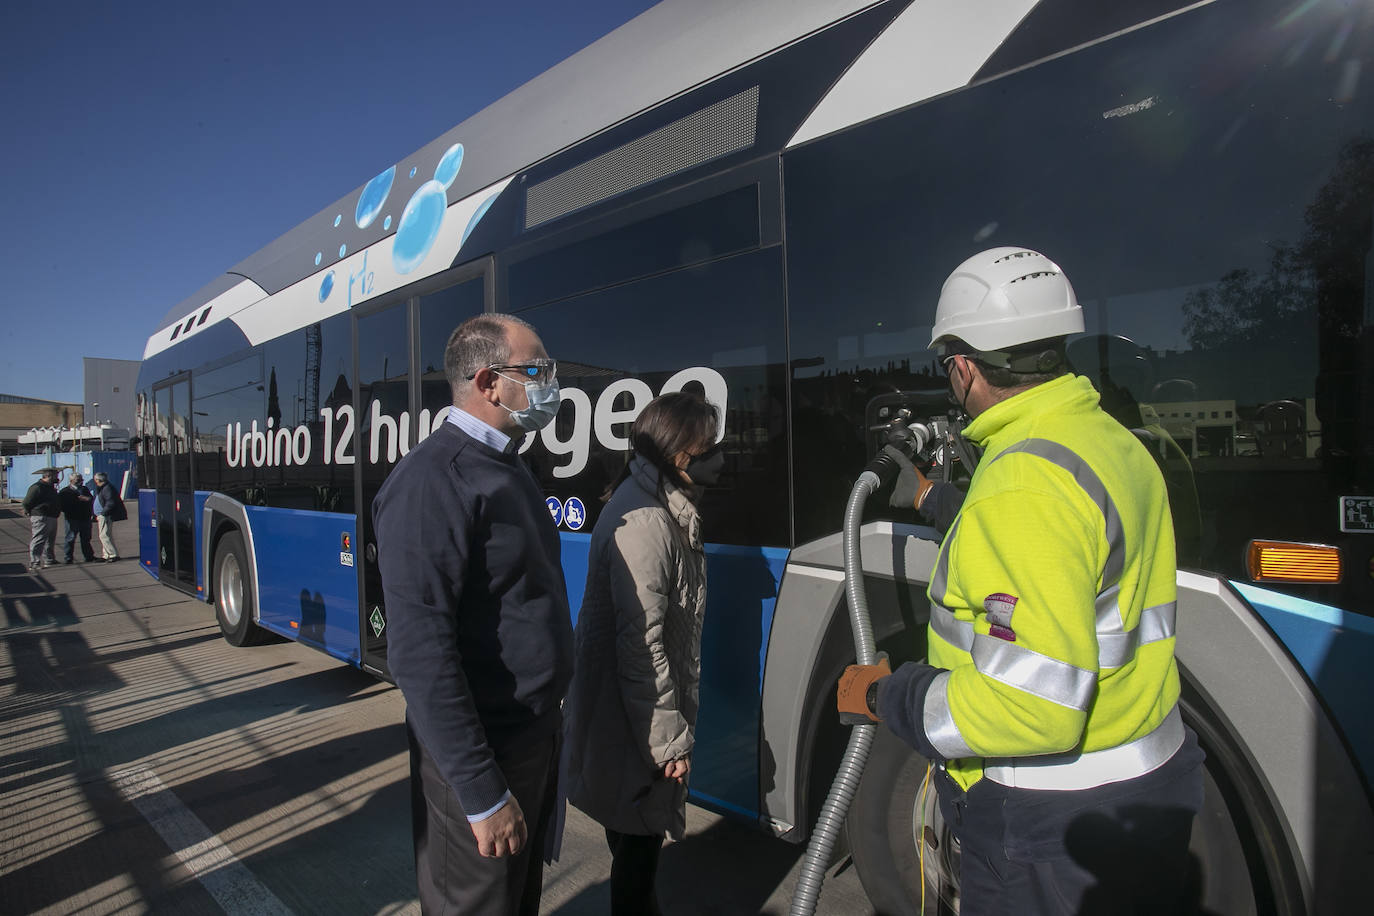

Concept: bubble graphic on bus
[[355, 165, 396, 229], [339, 243, 347, 258], [434, 143, 464, 190], [319, 270, 335, 302], [315, 252, 322, 266], [393, 180, 447, 275], [409, 166, 417, 179], [384, 215, 392, 230], [333, 214, 342, 227], [461, 193, 498, 247]]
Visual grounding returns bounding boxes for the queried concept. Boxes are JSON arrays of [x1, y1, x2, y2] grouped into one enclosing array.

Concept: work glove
[[882, 445, 935, 511], [837, 654, 890, 724]]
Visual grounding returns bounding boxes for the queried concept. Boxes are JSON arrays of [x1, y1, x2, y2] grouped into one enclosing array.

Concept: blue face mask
[[497, 374, 561, 432]]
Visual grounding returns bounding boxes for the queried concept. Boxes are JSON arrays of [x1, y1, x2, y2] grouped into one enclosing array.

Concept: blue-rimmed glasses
[[487, 359, 557, 384]]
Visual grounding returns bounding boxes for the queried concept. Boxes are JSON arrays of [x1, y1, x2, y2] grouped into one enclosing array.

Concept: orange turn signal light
[[1246, 540, 1342, 584]]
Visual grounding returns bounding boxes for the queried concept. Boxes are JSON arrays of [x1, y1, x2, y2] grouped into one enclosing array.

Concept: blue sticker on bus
[[564, 497, 586, 531], [546, 496, 564, 527]]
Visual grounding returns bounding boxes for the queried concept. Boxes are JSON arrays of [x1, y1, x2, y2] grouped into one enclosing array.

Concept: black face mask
[[685, 444, 725, 486]]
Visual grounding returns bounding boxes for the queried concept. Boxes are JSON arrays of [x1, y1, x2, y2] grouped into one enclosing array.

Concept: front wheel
[[845, 695, 1302, 915], [213, 531, 266, 647]]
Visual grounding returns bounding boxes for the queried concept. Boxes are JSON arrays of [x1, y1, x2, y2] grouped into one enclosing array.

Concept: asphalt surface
[[0, 503, 873, 915]]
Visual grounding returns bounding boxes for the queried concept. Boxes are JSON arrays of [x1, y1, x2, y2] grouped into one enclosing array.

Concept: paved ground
[[0, 504, 872, 915]]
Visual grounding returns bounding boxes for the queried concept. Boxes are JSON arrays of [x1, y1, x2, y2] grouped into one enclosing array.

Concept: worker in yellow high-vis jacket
[[838, 247, 1204, 916]]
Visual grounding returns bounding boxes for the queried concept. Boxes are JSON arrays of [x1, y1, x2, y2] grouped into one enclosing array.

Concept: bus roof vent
[[525, 84, 760, 230]]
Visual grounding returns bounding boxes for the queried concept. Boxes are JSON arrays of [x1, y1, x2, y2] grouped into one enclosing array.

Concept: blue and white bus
[[136, 1, 1374, 911]]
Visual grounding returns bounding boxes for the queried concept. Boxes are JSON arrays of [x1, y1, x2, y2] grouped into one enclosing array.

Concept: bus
[[136, 1, 1374, 911]]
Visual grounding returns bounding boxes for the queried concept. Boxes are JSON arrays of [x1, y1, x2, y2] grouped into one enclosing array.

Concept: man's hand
[[663, 756, 691, 784], [470, 796, 527, 858], [837, 655, 891, 724], [882, 446, 935, 511]]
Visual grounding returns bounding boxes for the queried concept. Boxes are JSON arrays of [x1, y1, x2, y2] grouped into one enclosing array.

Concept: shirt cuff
[[465, 790, 511, 823]]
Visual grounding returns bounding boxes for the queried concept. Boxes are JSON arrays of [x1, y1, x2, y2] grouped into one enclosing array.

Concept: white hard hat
[[929, 247, 1084, 353]]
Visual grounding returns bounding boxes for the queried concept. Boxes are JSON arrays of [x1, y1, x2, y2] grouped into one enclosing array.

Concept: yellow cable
[[916, 763, 933, 915]]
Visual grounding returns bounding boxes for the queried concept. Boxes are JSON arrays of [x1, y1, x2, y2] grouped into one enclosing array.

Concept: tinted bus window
[[507, 185, 761, 311], [257, 315, 357, 512], [418, 277, 485, 421], [784, 0, 1374, 610], [515, 247, 789, 547], [358, 304, 410, 476], [191, 353, 261, 502]]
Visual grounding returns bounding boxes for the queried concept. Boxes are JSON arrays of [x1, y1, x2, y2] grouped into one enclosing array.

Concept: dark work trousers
[[604, 827, 666, 916], [64, 517, 94, 562], [409, 722, 560, 915], [939, 725, 1206, 916]]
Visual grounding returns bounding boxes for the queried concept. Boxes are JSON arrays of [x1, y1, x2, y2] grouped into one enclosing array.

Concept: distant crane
[[305, 322, 322, 422]]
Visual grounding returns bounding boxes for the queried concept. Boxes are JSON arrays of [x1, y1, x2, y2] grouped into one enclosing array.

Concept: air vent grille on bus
[[525, 85, 760, 229]]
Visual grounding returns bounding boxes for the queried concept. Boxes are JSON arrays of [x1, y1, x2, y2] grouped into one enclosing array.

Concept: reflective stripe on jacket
[[924, 374, 1180, 791]]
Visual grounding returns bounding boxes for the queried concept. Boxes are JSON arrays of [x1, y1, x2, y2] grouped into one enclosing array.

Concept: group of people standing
[[21, 467, 125, 571], [375, 313, 719, 915], [375, 243, 1199, 916]]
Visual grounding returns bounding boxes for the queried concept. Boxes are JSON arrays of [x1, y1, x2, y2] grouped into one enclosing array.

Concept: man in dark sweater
[[373, 313, 572, 915], [59, 472, 96, 563], [22, 468, 61, 571]]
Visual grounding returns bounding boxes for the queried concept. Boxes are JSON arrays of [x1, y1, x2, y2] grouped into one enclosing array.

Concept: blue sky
[[1, 0, 657, 404]]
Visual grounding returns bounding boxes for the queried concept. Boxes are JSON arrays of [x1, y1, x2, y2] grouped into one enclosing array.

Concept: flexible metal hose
[[788, 469, 881, 916]]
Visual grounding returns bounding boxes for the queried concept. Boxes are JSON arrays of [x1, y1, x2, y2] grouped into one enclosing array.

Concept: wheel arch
[[759, 521, 940, 841], [1174, 571, 1374, 913], [200, 493, 262, 628]]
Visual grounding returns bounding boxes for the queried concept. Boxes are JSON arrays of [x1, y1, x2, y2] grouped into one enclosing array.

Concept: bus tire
[[845, 695, 1300, 916], [213, 531, 265, 647], [846, 726, 957, 916]]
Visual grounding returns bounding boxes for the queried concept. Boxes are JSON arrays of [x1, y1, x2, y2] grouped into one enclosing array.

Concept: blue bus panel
[[1236, 582, 1374, 785], [138, 489, 157, 577], [243, 506, 360, 665], [558, 532, 788, 822]]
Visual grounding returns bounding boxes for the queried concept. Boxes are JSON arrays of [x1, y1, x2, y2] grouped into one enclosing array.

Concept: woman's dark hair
[[604, 390, 719, 499]]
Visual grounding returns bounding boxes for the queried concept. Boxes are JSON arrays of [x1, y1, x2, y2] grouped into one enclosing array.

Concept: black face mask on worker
[[685, 445, 725, 486], [943, 355, 972, 416]]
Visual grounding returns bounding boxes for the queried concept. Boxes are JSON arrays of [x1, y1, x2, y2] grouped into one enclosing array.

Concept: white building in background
[[83, 357, 139, 432], [17, 423, 130, 451]]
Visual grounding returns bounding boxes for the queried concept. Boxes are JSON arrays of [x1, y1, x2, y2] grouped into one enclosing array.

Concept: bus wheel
[[846, 726, 958, 916], [214, 531, 264, 647], [845, 701, 1298, 916]]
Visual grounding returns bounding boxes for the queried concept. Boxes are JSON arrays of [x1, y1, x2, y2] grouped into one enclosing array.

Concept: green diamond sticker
[[369, 606, 385, 638]]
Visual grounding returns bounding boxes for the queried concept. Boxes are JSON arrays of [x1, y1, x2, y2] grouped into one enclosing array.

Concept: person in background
[[563, 390, 723, 916], [59, 472, 96, 563], [374, 313, 572, 915], [22, 467, 61, 572], [91, 471, 126, 563]]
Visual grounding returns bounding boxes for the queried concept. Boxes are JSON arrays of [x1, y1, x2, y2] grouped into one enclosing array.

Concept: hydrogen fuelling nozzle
[[864, 409, 949, 485]]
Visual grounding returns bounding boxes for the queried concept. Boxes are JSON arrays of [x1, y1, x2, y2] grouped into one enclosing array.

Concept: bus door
[[354, 266, 488, 678], [153, 376, 196, 593]]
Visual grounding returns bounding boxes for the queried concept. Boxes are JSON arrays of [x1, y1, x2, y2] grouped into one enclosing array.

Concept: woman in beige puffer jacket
[[563, 391, 722, 916]]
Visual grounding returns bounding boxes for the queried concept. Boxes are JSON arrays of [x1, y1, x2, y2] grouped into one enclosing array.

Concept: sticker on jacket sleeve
[[984, 592, 1018, 642]]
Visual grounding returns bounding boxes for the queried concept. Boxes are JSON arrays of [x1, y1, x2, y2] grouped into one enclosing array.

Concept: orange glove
[[883, 446, 936, 510], [837, 655, 891, 724]]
